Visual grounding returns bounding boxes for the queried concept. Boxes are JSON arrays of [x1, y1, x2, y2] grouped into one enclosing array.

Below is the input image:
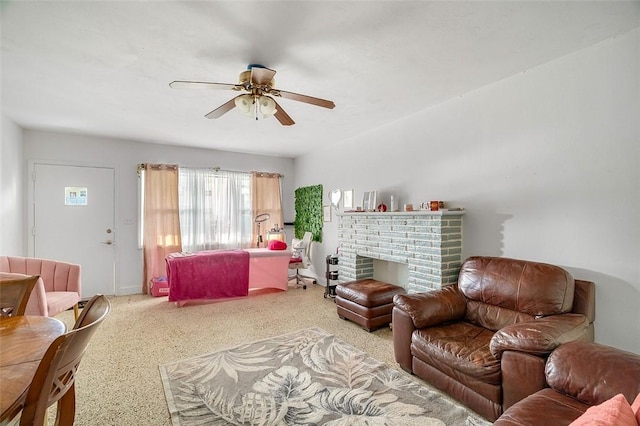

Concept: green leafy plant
[[293, 184, 323, 242]]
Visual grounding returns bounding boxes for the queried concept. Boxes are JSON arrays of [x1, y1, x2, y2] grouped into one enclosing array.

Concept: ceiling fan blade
[[170, 81, 241, 91], [272, 99, 295, 126], [204, 97, 238, 119], [273, 90, 335, 109], [251, 67, 276, 86]]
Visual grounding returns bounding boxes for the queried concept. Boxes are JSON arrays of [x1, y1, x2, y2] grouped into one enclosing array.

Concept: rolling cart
[[325, 254, 339, 299]]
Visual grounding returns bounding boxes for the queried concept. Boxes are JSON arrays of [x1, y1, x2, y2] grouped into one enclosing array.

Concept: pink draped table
[[166, 248, 293, 305]]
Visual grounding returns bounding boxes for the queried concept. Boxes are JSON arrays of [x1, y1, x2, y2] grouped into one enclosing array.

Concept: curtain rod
[[137, 163, 179, 177], [137, 163, 178, 171], [181, 166, 283, 178], [251, 171, 284, 178], [137, 164, 283, 178]]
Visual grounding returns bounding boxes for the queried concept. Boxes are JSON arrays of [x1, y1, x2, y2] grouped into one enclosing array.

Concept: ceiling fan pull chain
[[254, 96, 259, 121]]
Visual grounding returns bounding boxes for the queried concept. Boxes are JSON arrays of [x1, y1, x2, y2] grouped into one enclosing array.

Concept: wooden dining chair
[[72, 293, 109, 330], [0, 274, 40, 317], [17, 294, 110, 426]]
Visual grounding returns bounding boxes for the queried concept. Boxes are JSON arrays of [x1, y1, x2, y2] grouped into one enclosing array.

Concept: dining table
[[0, 315, 66, 424]]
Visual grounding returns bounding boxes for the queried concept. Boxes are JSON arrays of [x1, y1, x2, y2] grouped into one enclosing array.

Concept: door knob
[[102, 240, 114, 245]]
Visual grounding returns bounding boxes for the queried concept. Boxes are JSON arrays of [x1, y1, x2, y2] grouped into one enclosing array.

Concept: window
[[139, 166, 279, 252], [178, 168, 252, 251]]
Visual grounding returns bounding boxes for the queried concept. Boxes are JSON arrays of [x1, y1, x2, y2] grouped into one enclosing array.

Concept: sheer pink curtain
[[251, 172, 283, 247], [143, 164, 182, 293]]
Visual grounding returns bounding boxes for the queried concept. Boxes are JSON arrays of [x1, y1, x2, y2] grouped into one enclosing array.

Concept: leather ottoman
[[336, 279, 406, 332]]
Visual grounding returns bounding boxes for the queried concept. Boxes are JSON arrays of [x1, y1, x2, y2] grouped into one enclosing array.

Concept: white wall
[[0, 115, 25, 255], [23, 131, 295, 295], [296, 29, 640, 353]]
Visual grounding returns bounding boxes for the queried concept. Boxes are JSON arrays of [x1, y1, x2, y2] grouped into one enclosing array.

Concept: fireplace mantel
[[339, 210, 463, 217], [337, 210, 464, 293]]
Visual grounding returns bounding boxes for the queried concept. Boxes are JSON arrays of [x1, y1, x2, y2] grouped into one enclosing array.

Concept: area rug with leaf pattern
[[159, 327, 490, 425]]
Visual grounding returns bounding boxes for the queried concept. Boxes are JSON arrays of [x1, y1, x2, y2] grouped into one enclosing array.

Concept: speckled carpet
[[49, 284, 488, 425]]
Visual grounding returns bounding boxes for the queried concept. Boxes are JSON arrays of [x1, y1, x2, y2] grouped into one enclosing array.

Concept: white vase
[[390, 195, 398, 212]]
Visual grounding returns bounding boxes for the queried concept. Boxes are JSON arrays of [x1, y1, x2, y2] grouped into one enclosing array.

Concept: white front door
[[32, 163, 116, 299]]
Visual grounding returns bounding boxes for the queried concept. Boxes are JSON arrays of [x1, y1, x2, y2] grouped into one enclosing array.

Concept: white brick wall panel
[[337, 211, 464, 291]]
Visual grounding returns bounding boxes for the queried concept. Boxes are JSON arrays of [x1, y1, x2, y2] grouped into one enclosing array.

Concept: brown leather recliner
[[392, 256, 595, 421]]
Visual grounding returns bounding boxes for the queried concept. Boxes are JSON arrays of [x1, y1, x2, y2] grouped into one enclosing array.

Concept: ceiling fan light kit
[[170, 65, 335, 126], [234, 94, 253, 113], [234, 94, 277, 120], [258, 96, 277, 116]]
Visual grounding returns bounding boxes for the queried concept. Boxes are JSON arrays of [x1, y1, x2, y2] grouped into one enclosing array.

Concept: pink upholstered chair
[[0, 256, 81, 320]]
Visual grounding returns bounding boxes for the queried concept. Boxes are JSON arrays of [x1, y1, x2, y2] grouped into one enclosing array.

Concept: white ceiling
[[2, 1, 639, 158]]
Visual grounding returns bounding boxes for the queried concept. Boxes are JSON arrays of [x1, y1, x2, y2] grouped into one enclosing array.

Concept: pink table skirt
[[166, 250, 250, 302], [166, 248, 293, 304], [245, 248, 293, 291]]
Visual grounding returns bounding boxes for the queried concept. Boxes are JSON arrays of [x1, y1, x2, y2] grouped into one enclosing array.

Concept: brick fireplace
[[337, 211, 464, 293]]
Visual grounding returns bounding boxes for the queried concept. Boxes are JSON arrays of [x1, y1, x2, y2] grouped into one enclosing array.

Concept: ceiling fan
[[169, 64, 335, 126]]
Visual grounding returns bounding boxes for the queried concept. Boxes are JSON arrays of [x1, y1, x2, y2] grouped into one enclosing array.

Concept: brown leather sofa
[[392, 256, 595, 421], [495, 341, 640, 425]]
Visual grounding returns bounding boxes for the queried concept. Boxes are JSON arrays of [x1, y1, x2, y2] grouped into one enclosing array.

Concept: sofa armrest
[[0, 272, 48, 316], [501, 351, 547, 410], [392, 306, 416, 372], [546, 341, 640, 406], [25, 276, 49, 316], [392, 285, 466, 329], [490, 313, 590, 359]]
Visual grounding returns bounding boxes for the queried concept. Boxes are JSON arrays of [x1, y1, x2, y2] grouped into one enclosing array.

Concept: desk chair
[[288, 232, 316, 289], [17, 294, 110, 426], [0, 274, 40, 317]]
